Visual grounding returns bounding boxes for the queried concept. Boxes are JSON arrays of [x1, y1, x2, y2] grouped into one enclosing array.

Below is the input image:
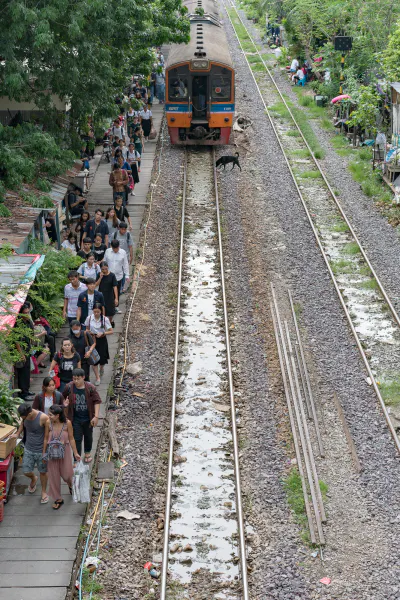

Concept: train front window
[[211, 72, 231, 101], [169, 73, 189, 100]]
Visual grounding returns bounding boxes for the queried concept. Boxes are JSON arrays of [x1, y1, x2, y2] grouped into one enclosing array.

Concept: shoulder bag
[[84, 331, 100, 365]]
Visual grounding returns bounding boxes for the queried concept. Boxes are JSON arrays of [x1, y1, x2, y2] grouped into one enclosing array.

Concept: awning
[[0, 254, 45, 330]]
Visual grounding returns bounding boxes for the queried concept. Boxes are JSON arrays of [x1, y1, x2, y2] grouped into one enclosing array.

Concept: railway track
[[160, 148, 249, 599], [224, 0, 400, 453]]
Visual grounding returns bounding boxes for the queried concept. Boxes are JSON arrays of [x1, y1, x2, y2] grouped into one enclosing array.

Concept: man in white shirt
[[104, 239, 130, 298], [63, 271, 87, 325], [290, 58, 299, 72]]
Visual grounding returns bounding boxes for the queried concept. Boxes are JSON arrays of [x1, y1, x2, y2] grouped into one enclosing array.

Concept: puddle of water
[[168, 152, 239, 597]]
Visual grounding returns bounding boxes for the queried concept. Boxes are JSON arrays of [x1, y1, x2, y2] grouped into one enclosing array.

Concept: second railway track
[[160, 148, 249, 599], [224, 0, 400, 453]]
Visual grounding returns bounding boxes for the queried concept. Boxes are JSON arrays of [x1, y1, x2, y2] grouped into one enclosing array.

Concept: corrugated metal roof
[[391, 83, 400, 93], [0, 255, 40, 286]]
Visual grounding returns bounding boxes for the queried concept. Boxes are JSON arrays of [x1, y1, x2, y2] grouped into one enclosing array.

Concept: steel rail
[[227, 0, 400, 330], [224, 1, 400, 454], [270, 301, 317, 544], [160, 150, 187, 599], [212, 147, 250, 599], [284, 320, 326, 523], [271, 286, 325, 544], [289, 289, 325, 457]]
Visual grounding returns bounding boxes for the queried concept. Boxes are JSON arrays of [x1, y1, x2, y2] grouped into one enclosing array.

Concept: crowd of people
[[10, 53, 167, 510]]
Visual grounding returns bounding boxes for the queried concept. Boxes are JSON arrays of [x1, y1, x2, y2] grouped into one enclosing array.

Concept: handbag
[[149, 126, 157, 140], [84, 331, 100, 365]]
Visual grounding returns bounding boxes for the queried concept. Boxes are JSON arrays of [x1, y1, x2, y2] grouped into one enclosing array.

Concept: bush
[[27, 244, 82, 331], [0, 382, 22, 426]]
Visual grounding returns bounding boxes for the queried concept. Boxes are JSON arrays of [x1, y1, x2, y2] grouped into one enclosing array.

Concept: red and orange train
[[165, 0, 235, 145]]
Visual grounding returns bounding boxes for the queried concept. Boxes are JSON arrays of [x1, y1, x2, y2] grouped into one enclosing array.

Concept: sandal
[[84, 454, 93, 464], [52, 499, 64, 510], [28, 476, 38, 494], [41, 495, 49, 504], [69, 485, 73, 495]]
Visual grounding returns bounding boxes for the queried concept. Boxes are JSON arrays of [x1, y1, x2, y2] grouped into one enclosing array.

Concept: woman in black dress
[[97, 262, 118, 326]]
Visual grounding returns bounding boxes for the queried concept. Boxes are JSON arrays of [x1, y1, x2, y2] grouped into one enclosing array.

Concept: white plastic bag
[[72, 461, 91, 503]]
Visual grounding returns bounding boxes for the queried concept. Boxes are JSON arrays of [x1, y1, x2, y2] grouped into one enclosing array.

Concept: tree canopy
[[0, 0, 189, 122]]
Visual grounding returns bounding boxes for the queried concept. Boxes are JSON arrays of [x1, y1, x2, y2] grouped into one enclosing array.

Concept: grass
[[321, 117, 334, 131], [287, 129, 300, 137], [359, 265, 372, 277], [296, 170, 321, 179], [359, 278, 378, 290], [298, 95, 313, 107], [291, 149, 311, 158], [283, 467, 327, 545], [269, 102, 291, 119], [331, 135, 351, 149], [251, 62, 265, 72], [247, 54, 263, 64], [292, 107, 325, 158], [331, 220, 349, 232], [379, 376, 400, 406], [348, 161, 368, 183], [343, 242, 360, 255], [330, 258, 357, 275]]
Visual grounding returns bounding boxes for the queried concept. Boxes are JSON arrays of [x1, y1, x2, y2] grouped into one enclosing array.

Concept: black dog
[[216, 152, 241, 171]]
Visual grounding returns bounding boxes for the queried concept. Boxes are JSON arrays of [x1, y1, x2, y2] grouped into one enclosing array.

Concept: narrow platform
[[0, 103, 164, 600]]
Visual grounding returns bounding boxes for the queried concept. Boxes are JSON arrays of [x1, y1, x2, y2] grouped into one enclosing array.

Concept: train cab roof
[[166, 0, 233, 69]]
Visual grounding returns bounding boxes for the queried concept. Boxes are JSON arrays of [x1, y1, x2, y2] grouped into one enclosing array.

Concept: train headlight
[[191, 59, 209, 70]]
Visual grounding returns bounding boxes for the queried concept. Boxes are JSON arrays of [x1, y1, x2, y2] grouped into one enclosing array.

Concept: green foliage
[[27, 245, 81, 331], [0, 123, 75, 205], [0, 0, 189, 122], [382, 21, 400, 81], [0, 381, 22, 426], [379, 374, 400, 406], [346, 86, 380, 135]]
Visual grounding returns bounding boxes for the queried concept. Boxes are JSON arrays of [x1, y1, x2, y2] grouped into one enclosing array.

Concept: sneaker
[[115, 308, 121, 313], [138, 168, 141, 172], [131, 191, 135, 196], [95, 378, 101, 386]]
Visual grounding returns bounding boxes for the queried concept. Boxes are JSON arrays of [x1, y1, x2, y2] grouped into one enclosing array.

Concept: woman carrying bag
[[84, 303, 113, 378], [43, 405, 81, 510]]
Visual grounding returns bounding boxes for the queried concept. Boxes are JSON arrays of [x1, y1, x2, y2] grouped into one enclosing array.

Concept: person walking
[[61, 233, 78, 254], [69, 320, 98, 382], [12, 404, 49, 504], [33, 377, 64, 414], [139, 104, 153, 141], [97, 262, 119, 325], [43, 405, 80, 510], [113, 196, 132, 230], [75, 211, 91, 248], [113, 222, 134, 264], [49, 339, 81, 394], [63, 271, 87, 325], [62, 368, 101, 464], [109, 163, 129, 204], [104, 240, 130, 298], [77, 253, 101, 284], [105, 207, 120, 241], [84, 304, 113, 378], [76, 278, 105, 326], [127, 143, 140, 195], [77, 236, 93, 261], [84, 209, 109, 246], [132, 126, 143, 172], [92, 233, 107, 264]]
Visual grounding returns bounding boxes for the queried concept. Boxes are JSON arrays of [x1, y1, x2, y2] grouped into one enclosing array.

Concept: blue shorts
[[23, 448, 47, 474]]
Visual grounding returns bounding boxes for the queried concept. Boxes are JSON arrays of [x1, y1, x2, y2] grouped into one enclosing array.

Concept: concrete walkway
[[0, 104, 164, 600]]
